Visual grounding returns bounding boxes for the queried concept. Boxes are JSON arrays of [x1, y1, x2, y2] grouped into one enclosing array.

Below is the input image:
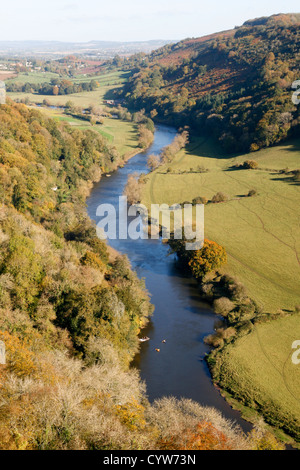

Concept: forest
[[120, 14, 300, 152]]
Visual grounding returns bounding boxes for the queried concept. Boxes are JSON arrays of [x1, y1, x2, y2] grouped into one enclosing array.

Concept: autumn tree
[[188, 239, 227, 280], [138, 125, 154, 149], [147, 154, 160, 171], [158, 422, 233, 450], [124, 173, 143, 205]]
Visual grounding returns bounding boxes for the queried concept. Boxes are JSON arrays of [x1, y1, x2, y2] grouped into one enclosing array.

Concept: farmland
[[141, 133, 300, 439], [215, 313, 300, 442], [6, 70, 130, 106], [7, 70, 140, 158], [142, 136, 300, 313], [38, 106, 139, 158]]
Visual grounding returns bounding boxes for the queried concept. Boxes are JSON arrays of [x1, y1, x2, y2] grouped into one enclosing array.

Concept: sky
[[1, 0, 299, 42]]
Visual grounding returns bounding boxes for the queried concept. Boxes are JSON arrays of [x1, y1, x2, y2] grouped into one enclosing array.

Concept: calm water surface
[[87, 124, 251, 432]]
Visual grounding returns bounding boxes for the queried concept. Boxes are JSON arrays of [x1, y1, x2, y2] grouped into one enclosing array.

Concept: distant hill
[[123, 13, 300, 152], [0, 39, 175, 59]]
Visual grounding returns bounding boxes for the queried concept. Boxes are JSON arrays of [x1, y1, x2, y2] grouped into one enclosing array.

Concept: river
[[87, 124, 251, 432]]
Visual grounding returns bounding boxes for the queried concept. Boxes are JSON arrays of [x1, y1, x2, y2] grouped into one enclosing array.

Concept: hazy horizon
[[0, 39, 176, 45], [0, 0, 300, 43]]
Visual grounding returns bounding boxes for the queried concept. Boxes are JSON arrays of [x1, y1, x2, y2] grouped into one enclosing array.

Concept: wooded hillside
[[122, 14, 300, 152]]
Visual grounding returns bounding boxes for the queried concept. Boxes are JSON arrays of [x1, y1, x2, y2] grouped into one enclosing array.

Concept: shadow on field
[[184, 137, 239, 161], [271, 173, 300, 186], [279, 137, 300, 154]]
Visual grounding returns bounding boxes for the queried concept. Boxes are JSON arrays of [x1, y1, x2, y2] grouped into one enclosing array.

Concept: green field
[[142, 135, 300, 437], [7, 71, 60, 84], [142, 136, 300, 313], [217, 313, 300, 439], [7, 70, 139, 159], [38, 107, 139, 158], [7, 70, 130, 107]]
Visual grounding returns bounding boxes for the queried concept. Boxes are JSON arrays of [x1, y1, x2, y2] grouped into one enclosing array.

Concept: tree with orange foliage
[[0, 331, 37, 378], [188, 239, 227, 280], [115, 399, 146, 432], [158, 422, 232, 450]]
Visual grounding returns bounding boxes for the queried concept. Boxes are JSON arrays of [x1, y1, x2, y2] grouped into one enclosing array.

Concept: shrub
[[204, 332, 225, 348], [138, 125, 154, 149], [124, 173, 143, 205], [211, 192, 229, 203], [0, 331, 37, 378], [147, 154, 160, 171], [192, 196, 208, 205], [228, 302, 256, 323], [201, 283, 214, 299], [293, 170, 300, 182], [158, 421, 233, 450], [111, 255, 131, 280], [228, 280, 248, 301], [247, 189, 257, 197], [196, 165, 209, 174], [148, 397, 247, 450], [205, 327, 236, 348], [81, 251, 105, 271], [250, 143, 260, 152], [243, 160, 259, 170], [248, 427, 285, 450], [213, 297, 235, 317]]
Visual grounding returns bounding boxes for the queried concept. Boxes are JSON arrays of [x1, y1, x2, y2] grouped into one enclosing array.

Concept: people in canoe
[[139, 337, 150, 343], [138, 338, 166, 350]]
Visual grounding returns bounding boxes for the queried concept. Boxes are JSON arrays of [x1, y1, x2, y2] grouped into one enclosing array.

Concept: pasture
[[36, 106, 139, 159], [7, 70, 130, 107], [142, 136, 300, 313], [142, 135, 300, 439], [217, 313, 300, 441], [7, 70, 139, 159]]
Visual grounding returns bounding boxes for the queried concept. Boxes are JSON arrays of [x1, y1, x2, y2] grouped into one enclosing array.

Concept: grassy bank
[[211, 313, 300, 443], [35, 107, 140, 159], [142, 136, 300, 313], [7, 70, 141, 159], [141, 134, 300, 440]]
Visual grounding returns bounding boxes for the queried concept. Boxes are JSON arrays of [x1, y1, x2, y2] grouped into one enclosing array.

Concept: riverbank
[[193, 267, 300, 446], [140, 131, 300, 446]]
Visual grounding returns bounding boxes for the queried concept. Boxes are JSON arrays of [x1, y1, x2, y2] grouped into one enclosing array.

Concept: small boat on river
[[139, 337, 150, 343]]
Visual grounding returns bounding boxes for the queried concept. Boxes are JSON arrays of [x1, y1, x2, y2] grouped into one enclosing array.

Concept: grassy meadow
[[217, 313, 300, 441], [7, 70, 130, 107], [142, 136, 300, 313], [142, 135, 300, 436], [7, 70, 140, 158], [7, 71, 61, 84], [37, 106, 139, 158]]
